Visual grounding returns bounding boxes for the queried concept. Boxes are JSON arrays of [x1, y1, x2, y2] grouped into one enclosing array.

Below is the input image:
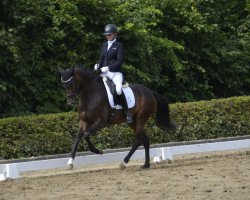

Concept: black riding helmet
[[103, 24, 117, 35]]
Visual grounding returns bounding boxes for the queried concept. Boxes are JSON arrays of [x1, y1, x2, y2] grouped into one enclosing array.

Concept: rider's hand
[[94, 64, 99, 71], [101, 66, 109, 73]]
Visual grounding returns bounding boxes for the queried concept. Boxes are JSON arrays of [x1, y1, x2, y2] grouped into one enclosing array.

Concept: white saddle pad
[[102, 78, 135, 109]]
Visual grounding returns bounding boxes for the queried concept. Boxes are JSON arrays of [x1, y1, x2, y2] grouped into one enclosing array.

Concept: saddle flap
[[102, 77, 135, 109]]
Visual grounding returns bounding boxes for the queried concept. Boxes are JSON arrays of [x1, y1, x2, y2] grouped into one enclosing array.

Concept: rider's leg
[[112, 73, 133, 124], [119, 91, 133, 123], [106, 71, 123, 95]]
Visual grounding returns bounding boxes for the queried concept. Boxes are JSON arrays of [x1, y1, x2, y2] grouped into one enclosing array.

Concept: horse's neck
[[78, 83, 107, 113], [76, 70, 97, 91], [77, 78, 92, 91], [77, 73, 105, 107]]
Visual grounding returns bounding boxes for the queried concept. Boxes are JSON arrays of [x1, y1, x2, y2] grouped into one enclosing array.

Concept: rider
[[94, 24, 132, 124]]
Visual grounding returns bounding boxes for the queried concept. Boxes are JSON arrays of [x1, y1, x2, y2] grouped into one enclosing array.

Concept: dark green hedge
[[171, 96, 250, 141], [0, 96, 249, 159]]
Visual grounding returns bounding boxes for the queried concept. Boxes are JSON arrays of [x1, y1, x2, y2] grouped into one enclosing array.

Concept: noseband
[[61, 76, 74, 87], [61, 76, 77, 98]]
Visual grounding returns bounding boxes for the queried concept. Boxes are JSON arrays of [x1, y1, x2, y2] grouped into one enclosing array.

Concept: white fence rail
[[1, 137, 250, 181]]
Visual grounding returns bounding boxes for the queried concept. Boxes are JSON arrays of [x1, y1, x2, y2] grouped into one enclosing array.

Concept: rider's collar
[[108, 39, 116, 45]]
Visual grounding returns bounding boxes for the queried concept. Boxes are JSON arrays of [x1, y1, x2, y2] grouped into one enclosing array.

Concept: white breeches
[[102, 71, 123, 95]]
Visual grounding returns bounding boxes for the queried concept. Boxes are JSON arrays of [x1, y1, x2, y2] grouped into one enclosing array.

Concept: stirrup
[[126, 113, 133, 124]]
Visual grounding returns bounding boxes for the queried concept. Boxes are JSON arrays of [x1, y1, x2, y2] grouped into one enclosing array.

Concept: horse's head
[[59, 67, 77, 106], [59, 65, 101, 106]]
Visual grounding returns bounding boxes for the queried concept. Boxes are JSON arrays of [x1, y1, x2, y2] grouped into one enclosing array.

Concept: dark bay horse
[[59, 66, 176, 169]]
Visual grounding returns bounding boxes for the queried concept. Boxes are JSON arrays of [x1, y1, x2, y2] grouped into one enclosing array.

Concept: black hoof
[[83, 132, 91, 139], [140, 164, 150, 169], [98, 150, 104, 155]]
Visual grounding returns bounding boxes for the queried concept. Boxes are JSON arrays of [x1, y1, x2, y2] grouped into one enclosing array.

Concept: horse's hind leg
[[123, 135, 142, 164], [121, 128, 150, 169], [140, 131, 150, 168]]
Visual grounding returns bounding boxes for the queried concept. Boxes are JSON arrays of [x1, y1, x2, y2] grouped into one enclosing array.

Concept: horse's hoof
[[140, 164, 150, 170], [99, 150, 104, 155], [119, 162, 127, 170], [67, 164, 73, 170]]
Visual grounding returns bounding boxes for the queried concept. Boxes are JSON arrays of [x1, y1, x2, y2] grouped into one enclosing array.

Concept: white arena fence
[[0, 135, 249, 181]]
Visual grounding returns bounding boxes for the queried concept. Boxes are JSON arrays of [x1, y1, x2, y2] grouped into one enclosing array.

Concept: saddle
[[104, 77, 129, 106], [102, 76, 135, 109]]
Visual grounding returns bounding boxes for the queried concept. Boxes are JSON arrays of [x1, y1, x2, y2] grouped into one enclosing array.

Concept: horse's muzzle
[[67, 95, 76, 106]]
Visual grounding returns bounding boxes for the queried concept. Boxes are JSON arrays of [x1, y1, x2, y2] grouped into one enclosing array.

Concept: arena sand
[[0, 149, 249, 200]]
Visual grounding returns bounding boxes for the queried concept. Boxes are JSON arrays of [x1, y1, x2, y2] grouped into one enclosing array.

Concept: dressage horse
[[59, 66, 176, 169]]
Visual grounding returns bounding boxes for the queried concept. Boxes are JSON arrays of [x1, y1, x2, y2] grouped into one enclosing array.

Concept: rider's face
[[106, 33, 115, 41]]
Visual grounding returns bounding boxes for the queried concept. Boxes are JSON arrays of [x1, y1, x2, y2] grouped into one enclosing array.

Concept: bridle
[[61, 70, 101, 99], [61, 76, 78, 98]]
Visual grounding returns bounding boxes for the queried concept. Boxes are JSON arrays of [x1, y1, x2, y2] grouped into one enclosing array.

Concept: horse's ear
[[58, 67, 63, 75], [75, 62, 84, 69]]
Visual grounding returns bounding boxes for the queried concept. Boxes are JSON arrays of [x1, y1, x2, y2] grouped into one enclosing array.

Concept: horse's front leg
[[84, 119, 106, 154], [85, 136, 103, 154], [67, 130, 85, 170]]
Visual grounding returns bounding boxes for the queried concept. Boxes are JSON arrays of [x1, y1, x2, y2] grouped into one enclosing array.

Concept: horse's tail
[[153, 92, 177, 130]]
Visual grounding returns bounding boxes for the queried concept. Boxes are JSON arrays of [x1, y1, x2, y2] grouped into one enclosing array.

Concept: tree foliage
[[0, 0, 249, 117]]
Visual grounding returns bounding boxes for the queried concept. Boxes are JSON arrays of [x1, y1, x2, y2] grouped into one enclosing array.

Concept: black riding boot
[[120, 92, 133, 124]]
